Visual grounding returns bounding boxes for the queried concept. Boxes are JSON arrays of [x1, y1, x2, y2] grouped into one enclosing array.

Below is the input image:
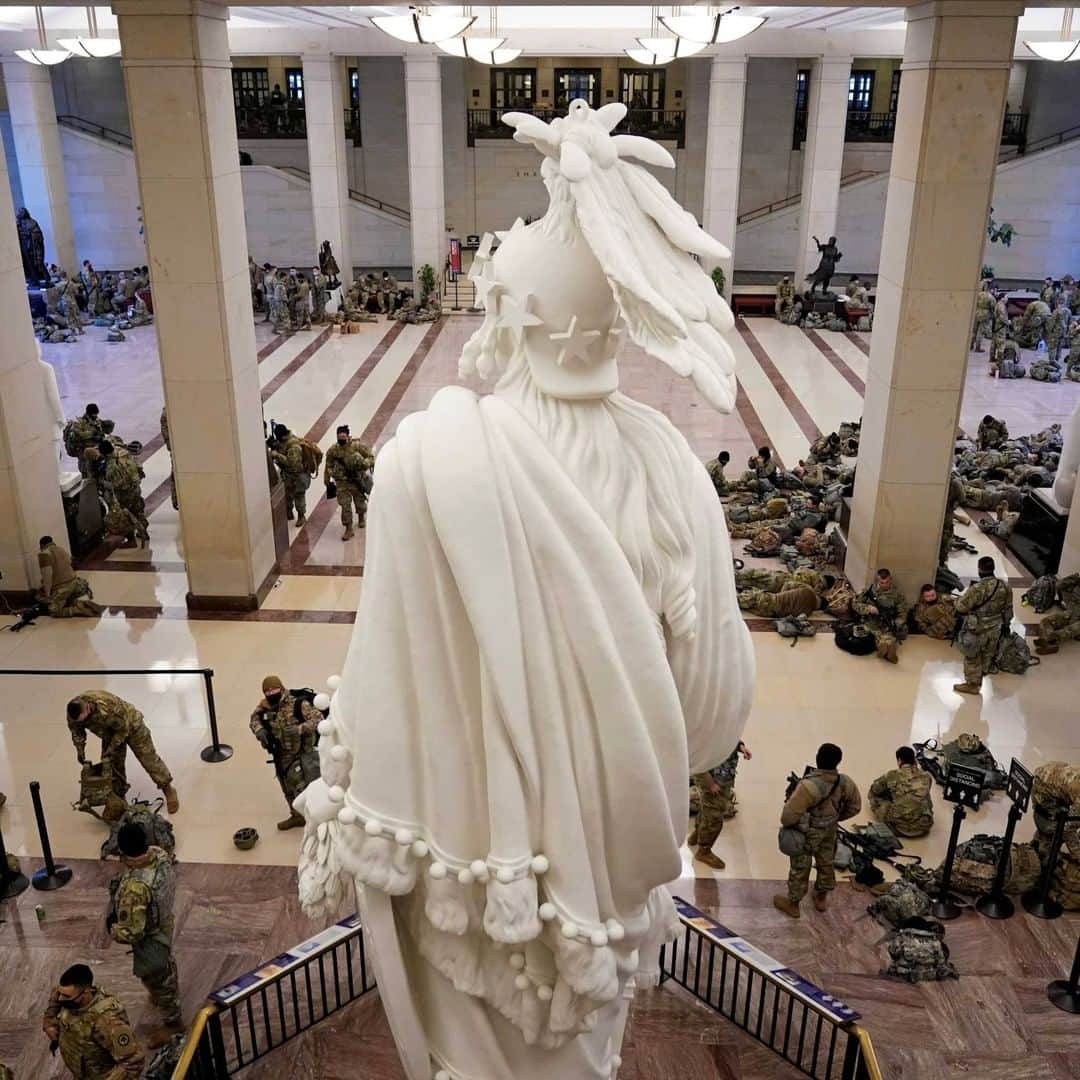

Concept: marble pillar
[[2, 60, 76, 274], [846, 1, 1023, 592], [0, 142, 67, 594], [403, 55, 445, 284], [303, 53, 352, 282], [701, 57, 747, 298], [115, 0, 274, 608], [794, 57, 851, 287]]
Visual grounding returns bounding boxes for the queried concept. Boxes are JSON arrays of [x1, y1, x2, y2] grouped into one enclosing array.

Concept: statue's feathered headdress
[[496, 99, 738, 411]]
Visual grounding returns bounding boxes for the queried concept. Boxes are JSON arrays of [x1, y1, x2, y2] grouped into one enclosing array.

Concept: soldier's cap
[[262, 675, 285, 695], [117, 822, 149, 857], [85, 403, 100, 415], [337, 425, 350, 436]]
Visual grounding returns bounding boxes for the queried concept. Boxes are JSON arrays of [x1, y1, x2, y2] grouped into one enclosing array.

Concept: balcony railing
[[467, 106, 686, 148], [793, 108, 1028, 148], [233, 104, 363, 145]]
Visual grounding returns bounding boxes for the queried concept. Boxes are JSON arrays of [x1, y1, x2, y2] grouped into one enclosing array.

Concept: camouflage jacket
[[956, 576, 1012, 633], [249, 692, 321, 763], [912, 595, 957, 640], [324, 440, 374, 487], [65, 415, 104, 458], [43, 987, 145, 1079], [104, 448, 142, 503], [110, 846, 176, 945], [977, 418, 1008, 449], [781, 769, 862, 830], [973, 290, 994, 320], [852, 583, 909, 628], [272, 436, 305, 479], [69, 691, 143, 760], [693, 744, 742, 791], [705, 459, 728, 492], [869, 765, 933, 835], [1059, 573, 1080, 617]]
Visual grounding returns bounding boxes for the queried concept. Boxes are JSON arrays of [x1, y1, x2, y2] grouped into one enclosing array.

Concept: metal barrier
[[174, 914, 375, 1078], [660, 898, 880, 1080], [0, 666, 231, 763]]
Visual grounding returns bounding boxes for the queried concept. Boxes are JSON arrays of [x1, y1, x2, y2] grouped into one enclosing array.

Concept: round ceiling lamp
[[660, 7, 766, 45], [57, 6, 121, 58], [371, 9, 475, 45], [16, 6, 70, 66], [1025, 8, 1080, 61], [437, 9, 521, 67]]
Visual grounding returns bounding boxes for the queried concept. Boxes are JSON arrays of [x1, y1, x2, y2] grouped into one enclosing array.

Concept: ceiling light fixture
[[57, 6, 121, 59], [626, 6, 707, 65], [660, 6, 766, 46], [436, 7, 521, 65], [371, 6, 475, 45], [15, 5, 71, 66], [1024, 7, 1080, 61]]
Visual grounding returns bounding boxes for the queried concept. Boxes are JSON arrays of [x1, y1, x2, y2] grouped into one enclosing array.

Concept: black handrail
[[57, 114, 132, 149], [275, 165, 410, 222], [793, 108, 1028, 148]]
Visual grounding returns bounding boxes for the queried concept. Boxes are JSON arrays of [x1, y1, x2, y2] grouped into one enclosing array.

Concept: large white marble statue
[[296, 99, 754, 1080], [1055, 400, 1080, 510], [37, 348, 68, 481]]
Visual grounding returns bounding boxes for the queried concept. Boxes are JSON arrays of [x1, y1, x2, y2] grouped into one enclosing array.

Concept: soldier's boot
[[342, 526, 355, 541], [147, 1021, 184, 1050], [162, 784, 180, 814], [278, 811, 305, 831], [694, 847, 725, 871], [952, 682, 981, 695], [1034, 638, 1060, 655], [772, 895, 801, 919], [295, 513, 307, 527], [812, 890, 829, 912]]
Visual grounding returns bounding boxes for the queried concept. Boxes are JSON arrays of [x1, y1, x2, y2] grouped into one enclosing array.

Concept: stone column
[[0, 142, 67, 595], [115, 0, 274, 608], [403, 54, 445, 284], [701, 57, 747, 298], [2, 60, 76, 273], [302, 53, 352, 282], [846, 1, 1023, 591], [794, 56, 851, 286]]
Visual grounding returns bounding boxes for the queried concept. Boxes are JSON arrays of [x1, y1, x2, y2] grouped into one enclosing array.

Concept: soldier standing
[[108, 824, 183, 1048], [971, 280, 995, 352], [911, 583, 957, 640], [41, 964, 145, 1079], [868, 746, 933, 837], [66, 692, 180, 813], [953, 556, 1012, 695], [63, 403, 108, 477], [98, 440, 149, 547], [271, 424, 312, 526], [323, 425, 373, 540], [1040, 276, 1057, 305], [774, 276, 796, 319], [852, 568, 909, 663], [38, 535, 103, 618], [312, 267, 329, 323], [249, 676, 322, 830], [688, 741, 752, 871], [292, 272, 312, 330], [1035, 572, 1080, 655], [774, 743, 861, 919]]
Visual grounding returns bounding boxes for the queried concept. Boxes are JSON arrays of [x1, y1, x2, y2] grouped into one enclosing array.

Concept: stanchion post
[[199, 668, 233, 764], [1023, 810, 1067, 920], [1048, 929, 1080, 1014], [933, 761, 984, 921], [932, 801, 967, 920], [0, 820, 30, 900], [29, 781, 72, 891]]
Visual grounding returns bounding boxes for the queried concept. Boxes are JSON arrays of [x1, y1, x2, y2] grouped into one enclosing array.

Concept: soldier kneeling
[[869, 746, 934, 838]]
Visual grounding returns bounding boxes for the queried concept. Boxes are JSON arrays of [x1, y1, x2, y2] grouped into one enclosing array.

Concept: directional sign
[[943, 761, 984, 810], [1006, 758, 1034, 813]]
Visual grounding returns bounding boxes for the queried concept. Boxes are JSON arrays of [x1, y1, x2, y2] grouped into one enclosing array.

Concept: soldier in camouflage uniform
[[774, 743, 862, 918], [852, 569, 909, 663], [42, 964, 145, 1079], [938, 470, 966, 566], [292, 274, 312, 330], [735, 567, 826, 595], [989, 296, 1011, 366], [970, 281, 995, 352], [64, 403, 108, 477], [1035, 572, 1080, 655], [689, 741, 751, 871], [98, 440, 149, 547], [271, 424, 311, 526], [774, 276, 796, 319], [1039, 276, 1057, 305], [37, 535, 103, 618], [1014, 298, 1051, 349], [323, 424, 374, 540], [66, 692, 179, 813], [869, 746, 933, 837], [108, 823, 183, 1048], [705, 450, 730, 496], [977, 414, 1009, 451], [249, 675, 322, 830], [912, 584, 957, 640], [160, 406, 177, 510], [953, 556, 1012, 695]]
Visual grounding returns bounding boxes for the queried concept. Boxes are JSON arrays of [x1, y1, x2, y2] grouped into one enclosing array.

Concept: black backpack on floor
[[834, 623, 877, 656]]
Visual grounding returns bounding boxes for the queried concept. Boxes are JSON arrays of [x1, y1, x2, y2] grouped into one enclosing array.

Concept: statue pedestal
[[804, 293, 840, 316]]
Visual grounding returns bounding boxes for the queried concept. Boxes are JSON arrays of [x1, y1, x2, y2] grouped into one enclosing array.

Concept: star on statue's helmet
[[461, 99, 738, 410]]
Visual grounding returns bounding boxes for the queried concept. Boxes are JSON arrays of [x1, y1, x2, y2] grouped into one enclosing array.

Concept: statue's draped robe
[[299, 385, 753, 1078]]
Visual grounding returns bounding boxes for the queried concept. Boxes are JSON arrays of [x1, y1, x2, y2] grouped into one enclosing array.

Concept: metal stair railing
[[737, 171, 881, 226], [57, 114, 132, 149], [275, 165, 410, 222]]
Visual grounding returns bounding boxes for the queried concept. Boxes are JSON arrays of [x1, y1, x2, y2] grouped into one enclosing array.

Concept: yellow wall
[[851, 57, 901, 114], [231, 55, 302, 94]]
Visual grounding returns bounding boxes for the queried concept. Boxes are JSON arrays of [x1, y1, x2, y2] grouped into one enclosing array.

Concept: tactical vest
[[123, 848, 176, 937], [58, 991, 132, 1077]]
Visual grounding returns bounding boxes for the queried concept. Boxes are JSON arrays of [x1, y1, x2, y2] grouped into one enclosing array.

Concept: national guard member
[[38, 535, 103, 618], [1035, 572, 1080, 654], [852, 568, 909, 663], [869, 746, 933, 837], [323, 425, 374, 540], [108, 824, 183, 1048], [953, 556, 1012, 695], [271, 424, 311, 526], [63, 403, 107, 477], [912, 584, 957, 640], [706, 450, 730, 496], [689, 741, 752, 870]]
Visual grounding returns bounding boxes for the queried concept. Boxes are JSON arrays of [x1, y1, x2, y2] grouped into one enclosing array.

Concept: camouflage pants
[[283, 476, 309, 519], [277, 750, 320, 812], [133, 937, 181, 1024], [971, 318, 992, 351], [963, 631, 1000, 686], [47, 577, 92, 617], [689, 778, 734, 850], [865, 621, 898, 652], [787, 823, 838, 903], [1039, 612, 1080, 645], [108, 720, 174, 797], [336, 483, 366, 529]]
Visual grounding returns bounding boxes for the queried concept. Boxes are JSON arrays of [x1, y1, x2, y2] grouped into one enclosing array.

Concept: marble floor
[[0, 314, 1076, 1077]]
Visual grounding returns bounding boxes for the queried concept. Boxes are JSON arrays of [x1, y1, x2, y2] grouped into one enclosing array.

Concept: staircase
[[737, 171, 882, 226]]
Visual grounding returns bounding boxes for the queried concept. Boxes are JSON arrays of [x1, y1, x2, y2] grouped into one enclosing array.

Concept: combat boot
[[278, 811, 305, 831], [296, 513, 307, 527], [146, 1021, 184, 1050], [342, 526, 355, 541], [952, 682, 981, 696], [772, 895, 801, 919], [1034, 639, 1059, 656], [694, 847, 725, 871], [884, 643, 898, 664], [813, 890, 829, 912], [162, 784, 180, 814]]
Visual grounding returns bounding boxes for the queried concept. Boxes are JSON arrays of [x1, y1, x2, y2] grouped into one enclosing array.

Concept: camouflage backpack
[[923, 734, 1007, 791], [142, 1033, 185, 1080], [884, 918, 957, 982], [944, 834, 1041, 897], [822, 576, 856, 620], [852, 821, 903, 859], [100, 798, 176, 861], [1022, 575, 1058, 613], [794, 528, 826, 558], [776, 614, 816, 645], [745, 528, 782, 558], [869, 879, 932, 928], [993, 631, 1038, 675]]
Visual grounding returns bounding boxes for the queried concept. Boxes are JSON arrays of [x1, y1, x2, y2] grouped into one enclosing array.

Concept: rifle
[[256, 711, 285, 779]]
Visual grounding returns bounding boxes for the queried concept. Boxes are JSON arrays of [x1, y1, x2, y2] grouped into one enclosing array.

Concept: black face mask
[[266, 692, 282, 706], [337, 439, 348, 447]]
